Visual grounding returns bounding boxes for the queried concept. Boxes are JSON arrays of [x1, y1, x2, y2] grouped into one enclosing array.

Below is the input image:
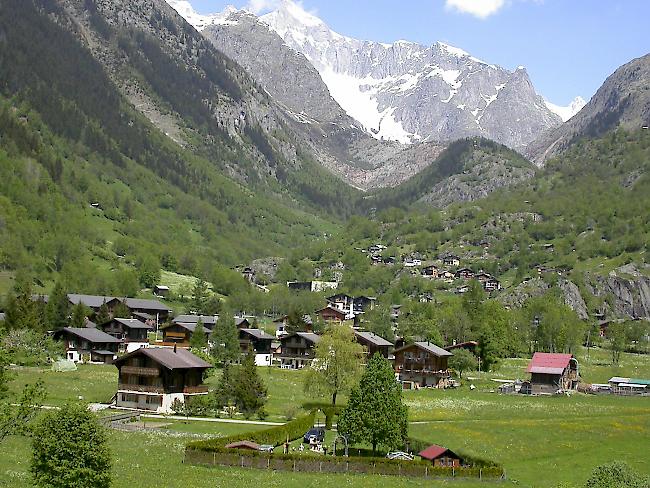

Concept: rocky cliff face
[[259, 1, 562, 149], [527, 54, 650, 166], [168, 0, 562, 151], [587, 265, 650, 319]]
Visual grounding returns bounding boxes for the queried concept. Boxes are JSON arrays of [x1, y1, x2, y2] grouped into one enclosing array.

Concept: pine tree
[[233, 351, 267, 417], [191, 278, 210, 315], [211, 306, 240, 364], [213, 362, 235, 408], [189, 319, 208, 351], [337, 353, 408, 454], [95, 300, 111, 326], [46, 281, 70, 330], [112, 300, 131, 319], [4, 279, 45, 332], [70, 302, 91, 328]]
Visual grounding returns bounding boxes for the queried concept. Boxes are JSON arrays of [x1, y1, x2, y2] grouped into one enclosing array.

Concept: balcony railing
[[183, 385, 209, 394], [120, 366, 160, 377], [118, 383, 164, 394]]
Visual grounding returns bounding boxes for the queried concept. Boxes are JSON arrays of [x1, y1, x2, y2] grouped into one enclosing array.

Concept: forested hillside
[[0, 0, 343, 294]]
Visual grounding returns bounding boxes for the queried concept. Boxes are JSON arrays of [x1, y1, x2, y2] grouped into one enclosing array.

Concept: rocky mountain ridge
[[168, 0, 565, 151], [527, 54, 650, 165]]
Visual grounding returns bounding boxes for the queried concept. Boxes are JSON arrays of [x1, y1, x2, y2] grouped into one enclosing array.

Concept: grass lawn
[[2, 349, 649, 487]]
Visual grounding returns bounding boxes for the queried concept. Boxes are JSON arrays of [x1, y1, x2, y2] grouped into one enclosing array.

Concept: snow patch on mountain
[[544, 96, 587, 122], [166, 1, 239, 30]]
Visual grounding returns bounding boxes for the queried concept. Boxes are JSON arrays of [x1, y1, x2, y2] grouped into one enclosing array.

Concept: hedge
[[301, 402, 344, 429], [185, 411, 505, 480], [187, 410, 316, 451]]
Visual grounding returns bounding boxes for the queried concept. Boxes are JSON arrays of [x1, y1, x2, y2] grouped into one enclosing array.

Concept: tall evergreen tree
[[337, 353, 408, 454], [211, 306, 240, 364], [191, 278, 210, 315], [69, 302, 91, 328], [233, 351, 267, 417], [46, 281, 70, 329], [5, 279, 45, 332], [95, 300, 111, 326], [189, 319, 208, 351]]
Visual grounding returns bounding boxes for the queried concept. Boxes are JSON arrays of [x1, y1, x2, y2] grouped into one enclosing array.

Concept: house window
[[146, 396, 161, 406]]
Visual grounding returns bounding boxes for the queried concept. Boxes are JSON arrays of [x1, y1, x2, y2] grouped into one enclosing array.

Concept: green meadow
[[2, 348, 649, 487]]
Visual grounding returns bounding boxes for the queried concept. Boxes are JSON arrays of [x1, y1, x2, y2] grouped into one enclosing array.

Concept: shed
[[419, 444, 462, 467], [526, 352, 579, 394]]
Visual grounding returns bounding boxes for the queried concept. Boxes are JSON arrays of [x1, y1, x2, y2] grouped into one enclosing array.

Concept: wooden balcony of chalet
[[117, 383, 209, 394]]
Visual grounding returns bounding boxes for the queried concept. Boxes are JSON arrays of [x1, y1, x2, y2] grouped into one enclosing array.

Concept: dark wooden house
[[113, 347, 211, 413], [279, 332, 321, 369], [393, 342, 453, 388], [161, 322, 211, 346], [315, 306, 346, 323], [239, 328, 275, 366], [53, 327, 122, 364], [100, 318, 151, 353], [354, 330, 393, 359]]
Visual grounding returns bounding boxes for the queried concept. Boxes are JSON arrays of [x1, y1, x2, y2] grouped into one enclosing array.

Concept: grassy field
[[2, 348, 649, 487]]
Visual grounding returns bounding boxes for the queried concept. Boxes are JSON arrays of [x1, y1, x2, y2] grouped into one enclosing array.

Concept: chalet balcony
[[118, 383, 164, 394], [117, 384, 209, 394], [120, 366, 160, 377], [183, 385, 209, 394], [396, 366, 451, 376]]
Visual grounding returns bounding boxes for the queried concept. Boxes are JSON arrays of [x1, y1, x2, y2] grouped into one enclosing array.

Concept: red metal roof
[[419, 444, 450, 460], [526, 352, 573, 375]]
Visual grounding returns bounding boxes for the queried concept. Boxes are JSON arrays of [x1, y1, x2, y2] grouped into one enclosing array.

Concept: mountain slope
[[363, 138, 535, 210], [198, 7, 449, 190], [528, 54, 650, 165], [47, 0, 364, 216], [0, 0, 338, 286], [255, 1, 562, 149]]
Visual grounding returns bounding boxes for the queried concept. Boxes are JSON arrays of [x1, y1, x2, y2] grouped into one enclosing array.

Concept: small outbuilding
[[526, 352, 579, 394], [419, 444, 463, 467]]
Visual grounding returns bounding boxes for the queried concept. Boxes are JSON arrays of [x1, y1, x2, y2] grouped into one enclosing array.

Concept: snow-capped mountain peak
[[544, 96, 587, 122], [166, 1, 240, 30]]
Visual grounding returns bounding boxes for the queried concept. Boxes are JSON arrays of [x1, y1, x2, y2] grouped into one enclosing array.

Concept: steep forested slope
[[0, 0, 339, 292]]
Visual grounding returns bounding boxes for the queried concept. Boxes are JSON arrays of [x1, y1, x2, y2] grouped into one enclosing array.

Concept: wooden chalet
[[455, 268, 475, 280], [315, 306, 346, 323], [475, 272, 501, 291], [113, 347, 211, 413], [444, 341, 478, 353], [354, 330, 393, 359], [279, 332, 321, 369], [53, 327, 122, 363], [101, 318, 151, 353], [419, 445, 463, 467], [442, 255, 460, 267], [161, 322, 211, 346], [153, 285, 170, 297], [353, 296, 376, 314], [172, 315, 218, 330], [421, 265, 439, 278], [394, 342, 453, 388], [326, 293, 354, 317], [526, 352, 579, 394], [239, 328, 275, 366]]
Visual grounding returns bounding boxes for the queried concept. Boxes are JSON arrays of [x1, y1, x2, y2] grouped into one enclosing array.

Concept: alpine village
[[0, 1, 648, 488]]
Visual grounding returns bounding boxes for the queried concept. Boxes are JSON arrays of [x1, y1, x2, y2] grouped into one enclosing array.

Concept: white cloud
[[445, 0, 507, 19]]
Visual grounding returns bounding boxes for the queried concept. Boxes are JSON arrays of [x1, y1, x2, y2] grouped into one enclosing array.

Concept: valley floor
[[2, 348, 649, 487]]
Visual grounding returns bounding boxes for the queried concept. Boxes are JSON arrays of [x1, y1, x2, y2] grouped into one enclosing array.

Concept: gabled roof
[[395, 342, 453, 357], [354, 330, 393, 347], [315, 306, 346, 317], [444, 341, 478, 351], [327, 293, 353, 301], [225, 440, 260, 450], [526, 352, 573, 375], [122, 298, 170, 312], [235, 318, 251, 327], [240, 328, 274, 340], [166, 322, 211, 334], [55, 327, 122, 343], [419, 444, 458, 460], [114, 347, 212, 370], [112, 318, 150, 329], [68, 294, 116, 309], [172, 314, 218, 325]]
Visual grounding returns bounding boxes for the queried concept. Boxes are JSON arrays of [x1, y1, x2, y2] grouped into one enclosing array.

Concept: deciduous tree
[[304, 325, 364, 405], [31, 403, 111, 488]]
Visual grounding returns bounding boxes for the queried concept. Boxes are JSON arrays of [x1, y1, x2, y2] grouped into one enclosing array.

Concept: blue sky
[[187, 0, 649, 105]]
